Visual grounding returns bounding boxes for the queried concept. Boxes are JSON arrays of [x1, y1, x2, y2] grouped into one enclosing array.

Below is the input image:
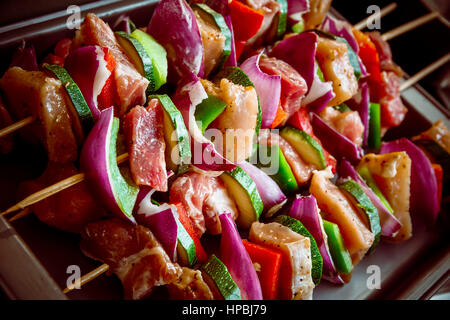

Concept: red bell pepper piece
[[42, 53, 65, 67], [270, 103, 288, 129], [229, 0, 264, 42], [97, 48, 120, 112], [234, 40, 247, 61], [242, 240, 282, 300], [173, 203, 208, 264], [432, 163, 443, 212], [288, 107, 314, 135], [353, 29, 381, 84]]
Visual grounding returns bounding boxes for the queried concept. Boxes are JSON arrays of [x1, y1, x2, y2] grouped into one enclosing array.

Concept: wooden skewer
[[354, 3, 398, 31], [63, 263, 110, 294], [382, 11, 440, 41], [1, 153, 129, 218], [0, 116, 35, 139], [0, 7, 436, 141], [8, 207, 32, 222], [400, 53, 450, 92]]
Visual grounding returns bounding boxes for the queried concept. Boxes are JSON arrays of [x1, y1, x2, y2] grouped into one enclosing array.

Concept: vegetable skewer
[[55, 52, 450, 294], [2, 41, 446, 220], [353, 3, 398, 31], [0, 8, 431, 140]]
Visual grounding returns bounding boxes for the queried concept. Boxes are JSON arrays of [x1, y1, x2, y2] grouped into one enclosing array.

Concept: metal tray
[[0, 0, 448, 300]]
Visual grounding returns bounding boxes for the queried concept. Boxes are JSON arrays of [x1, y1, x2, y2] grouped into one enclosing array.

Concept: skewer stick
[[0, 116, 35, 139], [382, 11, 440, 41], [354, 3, 398, 31], [8, 208, 32, 222], [1, 153, 129, 218], [1, 173, 86, 217], [63, 263, 110, 294], [400, 53, 450, 92]]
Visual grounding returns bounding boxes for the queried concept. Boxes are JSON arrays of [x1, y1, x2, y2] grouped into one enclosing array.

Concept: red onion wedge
[[337, 160, 402, 238], [10, 42, 39, 71], [147, 0, 204, 82], [287, 0, 310, 25], [112, 14, 135, 34], [220, 213, 263, 300], [311, 113, 364, 164], [136, 189, 178, 260], [80, 107, 139, 224], [380, 138, 439, 225], [238, 161, 287, 214], [65, 46, 110, 120], [302, 62, 335, 114], [288, 195, 344, 284], [172, 73, 236, 172], [240, 52, 281, 128], [270, 32, 317, 93]]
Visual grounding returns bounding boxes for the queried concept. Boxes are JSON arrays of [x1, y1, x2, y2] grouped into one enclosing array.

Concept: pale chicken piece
[[249, 222, 315, 300], [169, 171, 238, 238], [413, 120, 450, 154], [316, 37, 358, 107], [258, 129, 316, 185], [74, 13, 148, 115], [303, 0, 332, 29], [357, 152, 412, 242], [309, 168, 374, 262], [320, 106, 365, 146], [203, 78, 259, 163], [246, 0, 281, 46], [0, 67, 78, 163], [192, 6, 226, 77], [81, 219, 182, 300], [167, 267, 214, 300]]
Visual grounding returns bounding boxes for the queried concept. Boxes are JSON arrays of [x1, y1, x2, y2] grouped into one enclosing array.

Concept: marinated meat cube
[[167, 267, 214, 300], [169, 171, 238, 238], [123, 99, 167, 191], [193, 5, 226, 77], [81, 218, 183, 300], [316, 37, 358, 107], [0, 67, 78, 163], [309, 168, 374, 262], [74, 13, 149, 116], [259, 55, 308, 122], [18, 162, 106, 233]]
